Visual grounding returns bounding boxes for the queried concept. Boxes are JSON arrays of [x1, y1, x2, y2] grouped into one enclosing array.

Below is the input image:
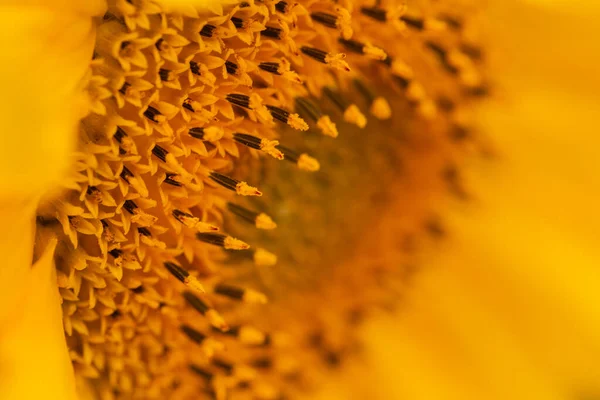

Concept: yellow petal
[[0, 236, 78, 400], [0, 2, 103, 199]]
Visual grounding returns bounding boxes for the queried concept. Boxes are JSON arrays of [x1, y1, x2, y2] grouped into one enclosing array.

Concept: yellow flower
[[1, 1, 598, 400]]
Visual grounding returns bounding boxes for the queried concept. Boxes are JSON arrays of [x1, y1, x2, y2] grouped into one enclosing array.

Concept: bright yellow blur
[[312, 1, 600, 399]]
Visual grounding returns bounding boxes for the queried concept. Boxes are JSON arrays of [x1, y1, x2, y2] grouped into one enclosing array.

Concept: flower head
[[16, 0, 490, 398]]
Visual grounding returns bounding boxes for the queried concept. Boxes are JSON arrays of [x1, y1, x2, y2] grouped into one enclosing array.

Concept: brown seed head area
[[35, 0, 487, 398]]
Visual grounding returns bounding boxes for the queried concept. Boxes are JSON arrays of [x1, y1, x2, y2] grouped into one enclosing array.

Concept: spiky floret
[[36, 0, 487, 399]]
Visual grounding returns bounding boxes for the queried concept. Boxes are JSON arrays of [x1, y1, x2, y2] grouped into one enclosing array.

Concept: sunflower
[[0, 0, 598, 400]]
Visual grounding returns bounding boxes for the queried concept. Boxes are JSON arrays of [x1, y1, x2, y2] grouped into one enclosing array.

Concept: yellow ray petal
[[0, 2, 103, 199], [0, 235, 78, 400]]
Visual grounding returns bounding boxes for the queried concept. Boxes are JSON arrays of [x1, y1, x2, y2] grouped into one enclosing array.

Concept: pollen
[[242, 289, 268, 305], [363, 44, 387, 60], [237, 325, 267, 345], [253, 248, 278, 267], [223, 236, 250, 250], [184, 275, 206, 293], [260, 139, 285, 160], [202, 126, 224, 142], [370, 97, 392, 120], [37, 0, 489, 398], [343, 104, 368, 128], [287, 113, 310, 131], [255, 213, 277, 230], [317, 115, 339, 138], [297, 154, 321, 172], [236, 181, 262, 196], [324, 52, 351, 72]]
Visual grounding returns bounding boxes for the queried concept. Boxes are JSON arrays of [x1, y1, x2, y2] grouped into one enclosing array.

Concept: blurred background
[[308, 0, 600, 399]]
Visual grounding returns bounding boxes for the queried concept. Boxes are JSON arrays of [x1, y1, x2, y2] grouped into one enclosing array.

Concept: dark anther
[[196, 232, 227, 247], [181, 325, 206, 344], [275, 1, 288, 13], [86, 186, 100, 196], [120, 166, 133, 183], [265, 105, 290, 123], [123, 200, 137, 214], [209, 171, 240, 191], [151, 145, 168, 162], [225, 60, 238, 75], [143, 105, 162, 122], [277, 145, 300, 164], [338, 38, 366, 54], [189, 364, 213, 380], [164, 173, 182, 186], [183, 291, 209, 314], [109, 249, 123, 258], [295, 97, 322, 121], [261, 26, 282, 39], [113, 126, 127, 143], [310, 12, 338, 28], [119, 82, 130, 95], [183, 99, 194, 112], [300, 46, 328, 63], [400, 15, 425, 30], [232, 133, 262, 150], [159, 68, 171, 81], [164, 261, 190, 283], [189, 61, 201, 75], [360, 6, 387, 21], [230, 17, 244, 28], [214, 283, 244, 300], [226, 93, 251, 109], [189, 127, 205, 139], [258, 62, 280, 74], [226, 202, 259, 224], [132, 285, 145, 294], [200, 24, 216, 38]]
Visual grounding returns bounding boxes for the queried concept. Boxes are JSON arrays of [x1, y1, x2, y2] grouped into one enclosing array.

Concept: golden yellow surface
[[310, 1, 600, 399], [0, 0, 598, 399]]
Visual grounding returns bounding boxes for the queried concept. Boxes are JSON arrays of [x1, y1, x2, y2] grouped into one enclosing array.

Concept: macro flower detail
[[32, 0, 487, 398]]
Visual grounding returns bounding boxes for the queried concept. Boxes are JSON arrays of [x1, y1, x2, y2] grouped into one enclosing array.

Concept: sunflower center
[[34, 0, 486, 397]]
